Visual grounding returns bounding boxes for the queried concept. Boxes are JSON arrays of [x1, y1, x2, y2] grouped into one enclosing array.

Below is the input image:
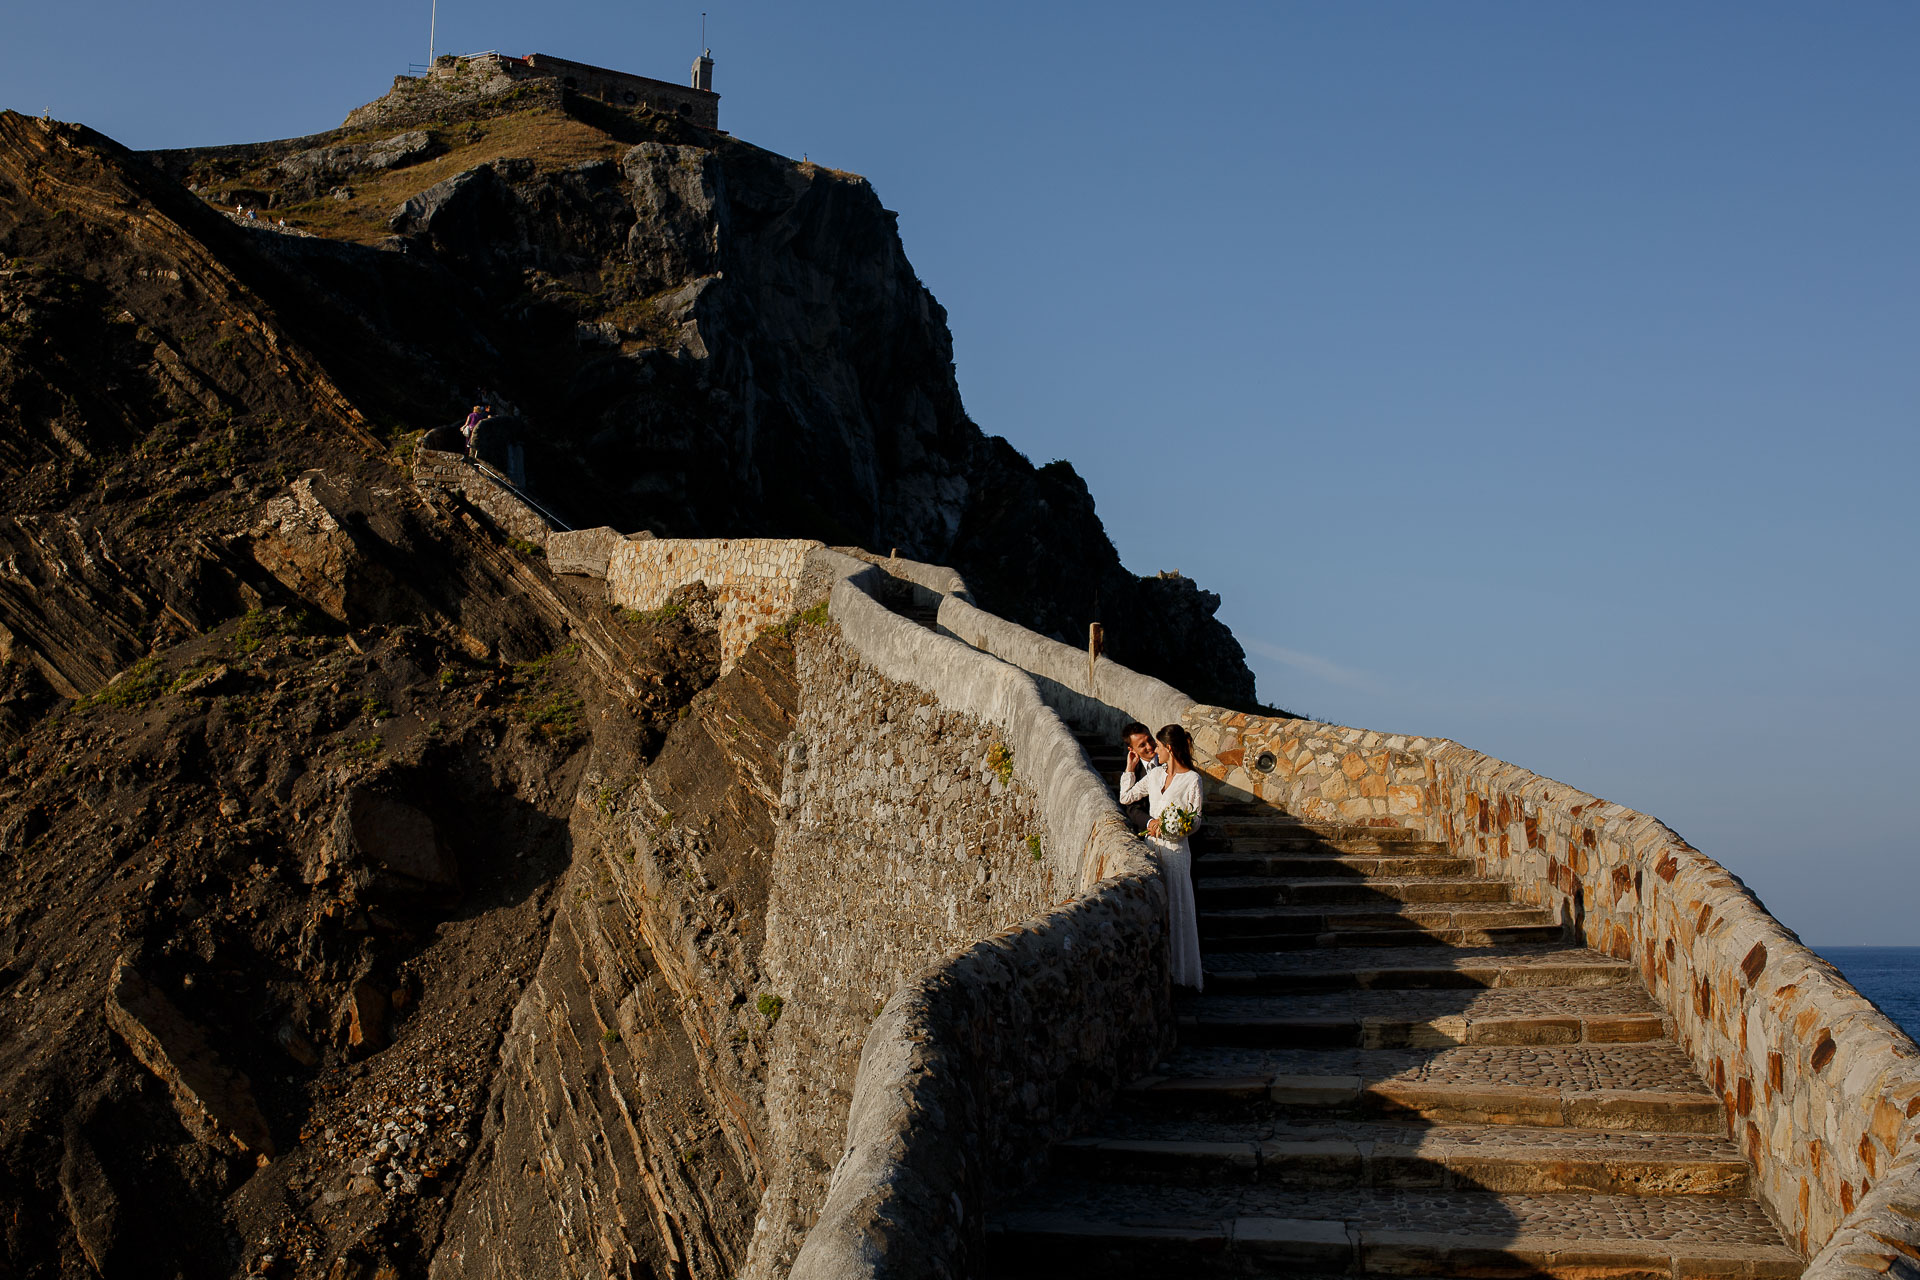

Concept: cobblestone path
[[985, 737, 1801, 1278]]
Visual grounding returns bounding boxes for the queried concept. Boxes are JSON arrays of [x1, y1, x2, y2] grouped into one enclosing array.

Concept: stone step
[[1049, 1118, 1749, 1197], [1197, 876, 1512, 909], [1203, 945, 1634, 994], [1122, 1043, 1724, 1134], [1177, 988, 1664, 1049], [1197, 852, 1477, 879], [1200, 903, 1559, 944], [1208, 817, 1423, 840], [1210, 924, 1574, 952], [985, 1183, 1798, 1280], [1193, 833, 1453, 855]]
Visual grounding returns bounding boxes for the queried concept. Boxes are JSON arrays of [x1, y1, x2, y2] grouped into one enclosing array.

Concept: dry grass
[[202, 108, 634, 245], [798, 160, 867, 184]]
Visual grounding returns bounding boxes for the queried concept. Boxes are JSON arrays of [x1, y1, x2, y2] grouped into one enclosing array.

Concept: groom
[[1118, 721, 1159, 832]]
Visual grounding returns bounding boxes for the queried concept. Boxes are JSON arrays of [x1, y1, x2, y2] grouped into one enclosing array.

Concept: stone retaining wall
[[608, 537, 823, 669], [1182, 705, 1920, 1276]]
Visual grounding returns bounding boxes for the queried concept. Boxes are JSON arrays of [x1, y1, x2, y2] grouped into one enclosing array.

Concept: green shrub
[[755, 993, 784, 1025], [986, 742, 1013, 786], [620, 599, 680, 625], [76, 656, 165, 712], [232, 607, 320, 654], [510, 650, 584, 740], [764, 599, 832, 638], [519, 689, 582, 738]]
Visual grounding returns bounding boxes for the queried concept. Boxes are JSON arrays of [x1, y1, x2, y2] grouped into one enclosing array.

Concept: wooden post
[[1088, 622, 1104, 689]]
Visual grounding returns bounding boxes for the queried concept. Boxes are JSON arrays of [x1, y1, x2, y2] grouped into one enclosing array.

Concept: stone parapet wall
[[1183, 710, 1441, 827], [607, 537, 823, 669], [835, 549, 972, 600], [933, 591, 1195, 742], [783, 551, 1170, 1280], [1184, 705, 1920, 1276]]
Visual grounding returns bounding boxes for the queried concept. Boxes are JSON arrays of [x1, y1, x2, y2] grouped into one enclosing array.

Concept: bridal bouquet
[[1159, 806, 1198, 841]]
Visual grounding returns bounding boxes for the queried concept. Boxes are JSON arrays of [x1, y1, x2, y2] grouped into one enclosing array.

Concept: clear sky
[[7, 2, 1916, 944]]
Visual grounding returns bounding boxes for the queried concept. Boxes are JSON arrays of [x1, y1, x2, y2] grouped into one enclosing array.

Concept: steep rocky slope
[[0, 71, 1264, 1279]]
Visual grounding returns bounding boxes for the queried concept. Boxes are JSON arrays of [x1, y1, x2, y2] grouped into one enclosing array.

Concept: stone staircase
[[983, 733, 1800, 1279]]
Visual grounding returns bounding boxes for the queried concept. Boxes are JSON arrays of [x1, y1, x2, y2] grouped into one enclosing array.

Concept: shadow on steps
[[980, 728, 1799, 1280]]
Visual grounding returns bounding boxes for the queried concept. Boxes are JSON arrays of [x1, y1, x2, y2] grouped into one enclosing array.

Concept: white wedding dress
[[1120, 763, 1205, 990]]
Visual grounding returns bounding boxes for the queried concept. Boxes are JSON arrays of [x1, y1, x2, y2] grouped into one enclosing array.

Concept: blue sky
[[7, 2, 1916, 944]]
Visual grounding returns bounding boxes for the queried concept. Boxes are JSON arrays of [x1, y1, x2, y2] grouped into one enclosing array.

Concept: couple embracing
[[1118, 722, 1204, 991]]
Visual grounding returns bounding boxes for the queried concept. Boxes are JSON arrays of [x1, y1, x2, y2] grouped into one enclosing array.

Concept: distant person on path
[[460, 404, 489, 455], [1123, 723, 1205, 990], [1117, 721, 1159, 833]]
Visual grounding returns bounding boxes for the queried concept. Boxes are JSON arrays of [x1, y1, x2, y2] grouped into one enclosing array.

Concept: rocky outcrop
[[340, 58, 526, 133], [57, 1121, 124, 1276], [327, 788, 456, 890], [434, 629, 797, 1280], [277, 130, 437, 193], [104, 957, 276, 1160]]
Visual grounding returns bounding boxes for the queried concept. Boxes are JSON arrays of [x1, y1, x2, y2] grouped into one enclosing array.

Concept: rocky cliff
[[0, 73, 1260, 1280], [133, 76, 1256, 706]]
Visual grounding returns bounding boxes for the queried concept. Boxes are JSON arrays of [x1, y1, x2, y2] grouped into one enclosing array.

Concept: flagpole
[[428, 0, 438, 66]]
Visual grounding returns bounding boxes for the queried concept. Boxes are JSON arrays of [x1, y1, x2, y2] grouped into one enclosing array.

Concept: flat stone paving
[[1185, 985, 1660, 1021], [1160, 1042, 1713, 1094], [998, 1180, 1790, 1246]]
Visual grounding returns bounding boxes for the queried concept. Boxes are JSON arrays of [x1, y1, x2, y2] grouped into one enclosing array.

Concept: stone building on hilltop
[[426, 48, 721, 129]]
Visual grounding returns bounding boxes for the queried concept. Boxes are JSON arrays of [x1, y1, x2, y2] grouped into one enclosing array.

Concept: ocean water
[[1816, 947, 1920, 1043]]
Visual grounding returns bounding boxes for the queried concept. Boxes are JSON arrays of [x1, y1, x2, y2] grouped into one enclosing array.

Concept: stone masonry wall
[[787, 553, 1169, 1280], [1183, 705, 1920, 1276], [608, 537, 822, 670], [489, 53, 721, 130], [742, 626, 1057, 1277], [411, 448, 551, 549]]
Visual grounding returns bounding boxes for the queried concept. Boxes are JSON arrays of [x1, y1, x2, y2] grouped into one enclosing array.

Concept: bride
[[1119, 723, 1204, 990]]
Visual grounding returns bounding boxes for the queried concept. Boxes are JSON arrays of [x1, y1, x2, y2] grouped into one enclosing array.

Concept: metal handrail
[[464, 455, 574, 532]]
